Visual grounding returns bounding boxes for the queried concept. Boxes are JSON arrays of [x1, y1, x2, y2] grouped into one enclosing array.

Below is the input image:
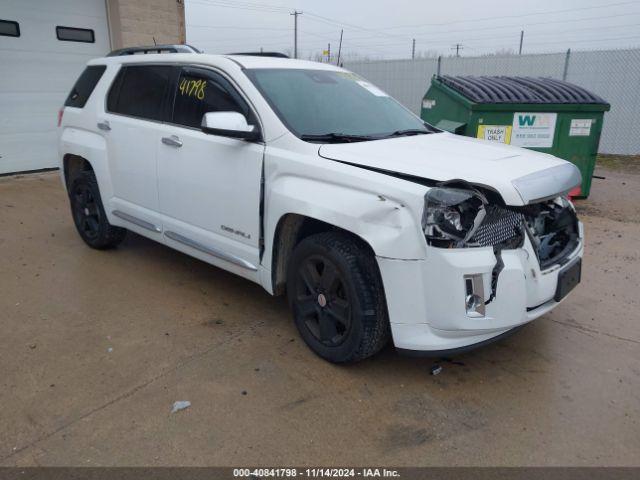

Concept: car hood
[[318, 132, 581, 206]]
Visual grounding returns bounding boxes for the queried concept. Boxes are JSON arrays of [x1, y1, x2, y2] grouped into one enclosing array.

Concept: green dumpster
[[421, 75, 610, 198]]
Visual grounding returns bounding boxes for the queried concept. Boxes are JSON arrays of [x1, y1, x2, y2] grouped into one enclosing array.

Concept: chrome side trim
[[112, 210, 161, 233], [512, 163, 582, 204], [164, 230, 258, 271]]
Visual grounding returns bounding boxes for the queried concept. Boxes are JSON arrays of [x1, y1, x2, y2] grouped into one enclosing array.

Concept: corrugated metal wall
[[344, 49, 640, 155]]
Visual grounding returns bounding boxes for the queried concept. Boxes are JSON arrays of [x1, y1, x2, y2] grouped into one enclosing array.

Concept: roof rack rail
[[227, 51, 289, 58], [107, 44, 201, 57]]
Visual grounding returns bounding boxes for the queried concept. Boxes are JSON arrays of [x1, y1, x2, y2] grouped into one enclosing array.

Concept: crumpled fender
[[264, 172, 428, 262]]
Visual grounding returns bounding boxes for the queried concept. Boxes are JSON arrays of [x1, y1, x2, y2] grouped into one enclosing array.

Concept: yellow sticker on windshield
[[356, 80, 388, 97], [336, 71, 360, 81]]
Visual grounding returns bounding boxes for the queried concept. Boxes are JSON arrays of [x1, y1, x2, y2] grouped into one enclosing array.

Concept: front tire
[[69, 170, 126, 249], [286, 232, 390, 363]]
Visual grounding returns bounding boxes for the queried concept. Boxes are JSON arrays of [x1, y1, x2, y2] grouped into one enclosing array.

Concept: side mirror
[[201, 112, 260, 141]]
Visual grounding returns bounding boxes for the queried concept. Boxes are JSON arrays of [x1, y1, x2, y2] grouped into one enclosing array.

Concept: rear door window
[[107, 65, 174, 121], [171, 67, 250, 129], [65, 65, 107, 108]]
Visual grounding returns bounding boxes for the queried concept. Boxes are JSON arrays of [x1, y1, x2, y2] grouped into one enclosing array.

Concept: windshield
[[245, 68, 433, 142]]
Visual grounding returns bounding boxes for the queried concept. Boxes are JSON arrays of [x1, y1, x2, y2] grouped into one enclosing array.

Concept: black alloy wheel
[[72, 183, 101, 241], [294, 254, 352, 347], [69, 169, 127, 249], [287, 232, 390, 363]]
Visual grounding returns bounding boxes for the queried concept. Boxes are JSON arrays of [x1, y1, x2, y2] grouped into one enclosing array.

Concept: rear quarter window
[[107, 65, 173, 121], [64, 65, 107, 108]]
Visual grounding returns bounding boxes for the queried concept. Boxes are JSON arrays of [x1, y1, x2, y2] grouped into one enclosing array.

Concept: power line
[[188, 0, 640, 41], [303, 12, 413, 41], [188, 24, 291, 31], [189, 0, 289, 14], [191, 0, 289, 11], [325, 21, 640, 51], [379, 0, 640, 30], [341, 11, 640, 44], [186, 0, 640, 58], [191, 33, 292, 45], [509, 32, 640, 47], [190, 0, 639, 31]]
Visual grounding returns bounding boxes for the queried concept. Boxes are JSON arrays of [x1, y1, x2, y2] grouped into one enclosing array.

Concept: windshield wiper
[[383, 128, 431, 138], [300, 132, 375, 143]]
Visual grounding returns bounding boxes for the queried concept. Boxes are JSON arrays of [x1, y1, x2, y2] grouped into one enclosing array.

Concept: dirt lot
[[0, 162, 639, 466]]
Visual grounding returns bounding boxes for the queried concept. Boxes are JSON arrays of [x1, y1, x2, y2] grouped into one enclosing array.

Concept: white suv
[[58, 47, 584, 363]]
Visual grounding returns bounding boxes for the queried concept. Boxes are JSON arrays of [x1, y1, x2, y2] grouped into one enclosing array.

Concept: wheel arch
[[59, 127, 113, 199], [63, 154, 93, 189], [270, 213, 377, 296]]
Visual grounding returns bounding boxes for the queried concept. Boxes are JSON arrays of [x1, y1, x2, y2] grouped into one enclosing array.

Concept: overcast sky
[[185, 0, 640, 60]]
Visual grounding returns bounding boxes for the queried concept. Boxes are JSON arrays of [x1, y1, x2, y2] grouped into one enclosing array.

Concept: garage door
[[0, 0, 110, 174]]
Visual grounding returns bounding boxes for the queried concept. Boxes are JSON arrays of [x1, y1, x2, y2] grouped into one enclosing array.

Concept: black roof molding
[[107, 44, 201, 56], [227, 51, 289, 58], [437, 75, 609, 105]]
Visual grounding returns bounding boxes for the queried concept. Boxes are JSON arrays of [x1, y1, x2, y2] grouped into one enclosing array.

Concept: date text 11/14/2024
[[233, 468, 401, 478]]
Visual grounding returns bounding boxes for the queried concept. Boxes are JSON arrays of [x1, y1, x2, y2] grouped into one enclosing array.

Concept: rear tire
[[286, 231, 390, 363], [69, 170, 126, 249]]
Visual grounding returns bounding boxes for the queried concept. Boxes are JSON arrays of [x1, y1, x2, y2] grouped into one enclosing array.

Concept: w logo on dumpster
[[518, 115, 536, 127]]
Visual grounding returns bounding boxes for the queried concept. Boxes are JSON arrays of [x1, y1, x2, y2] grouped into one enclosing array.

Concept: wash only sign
[[511, 112, 557, 148]]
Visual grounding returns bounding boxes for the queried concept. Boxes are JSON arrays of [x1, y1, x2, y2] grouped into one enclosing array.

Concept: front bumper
[[377, 222, 584, 353]]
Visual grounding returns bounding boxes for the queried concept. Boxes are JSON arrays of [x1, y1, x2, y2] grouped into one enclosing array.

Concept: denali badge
[[221, 225, 251, 240]]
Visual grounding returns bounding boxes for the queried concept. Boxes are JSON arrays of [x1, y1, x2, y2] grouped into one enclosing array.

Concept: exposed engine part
[[485, 198, 579, 303], [520, 197, 580, 270]]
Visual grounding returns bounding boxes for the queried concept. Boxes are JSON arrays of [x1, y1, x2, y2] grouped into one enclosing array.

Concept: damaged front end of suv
[[422, 184, 581, 312]]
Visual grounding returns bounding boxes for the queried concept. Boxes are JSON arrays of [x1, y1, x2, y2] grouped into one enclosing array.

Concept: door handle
[[97, 120, 111, 131], [161, 135, 183, 148]]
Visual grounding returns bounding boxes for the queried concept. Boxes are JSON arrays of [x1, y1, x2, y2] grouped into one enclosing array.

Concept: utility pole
[[327, 43, 331, 63], [519, 30, 524, 55], [336, 29, 343, 65], [452, 43, 463, 57], [563, 48, 571, 81], [290, 10, 302, 59], [412, 38, 416, 59]]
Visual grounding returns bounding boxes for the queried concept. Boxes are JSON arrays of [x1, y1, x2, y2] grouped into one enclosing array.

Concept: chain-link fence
[[344, 48, 640, 155]]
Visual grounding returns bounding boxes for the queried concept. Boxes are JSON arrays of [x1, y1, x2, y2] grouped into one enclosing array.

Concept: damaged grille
[[471, 199, 579, 305], [470, 205, 524, 247], [468, 200, 579, 269]]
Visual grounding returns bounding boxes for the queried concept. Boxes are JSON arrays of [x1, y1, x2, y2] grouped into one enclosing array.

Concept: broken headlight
[[422, 187, 487, 248]]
